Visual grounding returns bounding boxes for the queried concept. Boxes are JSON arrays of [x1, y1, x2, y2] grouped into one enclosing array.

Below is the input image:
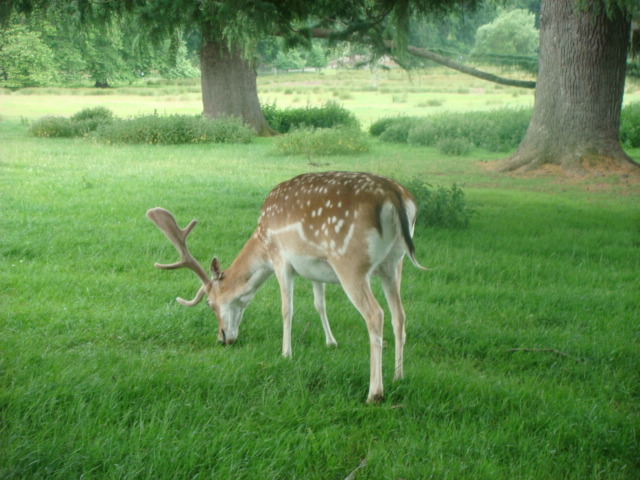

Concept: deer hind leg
[[338, 274, 385, 403], [380, 260, 406, 382], [312, 281, 338, 347], [273, 262, 295, 358]]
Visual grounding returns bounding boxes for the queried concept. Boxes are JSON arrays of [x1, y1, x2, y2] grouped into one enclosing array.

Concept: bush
[[373, 108, 531, 152], [369, 116, 421, 137], [29, 107, 115, 138], [620, 102, 640, 148], [94, 114, 253, 145], [263, 101, 359, 133], [407, 180, 473, 229], [70, 106, 114, 123], [29, 116, 76, 137], [274, 126, 369, 156], [436, 137, 473, 156], [378, 118, 419, 144]]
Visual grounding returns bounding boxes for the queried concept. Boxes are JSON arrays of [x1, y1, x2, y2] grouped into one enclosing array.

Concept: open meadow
[[1, 70, 639, 479]]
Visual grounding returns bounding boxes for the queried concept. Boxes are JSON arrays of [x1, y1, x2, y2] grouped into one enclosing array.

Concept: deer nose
[[219, 329, 236, 345]]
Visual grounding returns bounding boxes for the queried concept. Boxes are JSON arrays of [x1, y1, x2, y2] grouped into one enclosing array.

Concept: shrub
[[436, 137, 473, 156], [263, 101, 359, 133], [374, 108, 531, 152], [274, 127, 369, 156], [620, 102, 640, 148], [29, 107, 115, 138], [70, 106, 114, 123], [407, 180, 473, 229], [376, 117, 420, 143], [94, 114, 253, 145], [29, 116, 76, 137]]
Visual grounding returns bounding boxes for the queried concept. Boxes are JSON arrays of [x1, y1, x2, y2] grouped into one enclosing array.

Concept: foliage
[[377, 118, 420, 143], [28, 116, 77, 137], [29, 107, 115, 137], [274, 126, 369, 156], [305, 43, 327, 70], [273, 50, 305, 72], [619, 102, 640, 148], [93, 113, 253, 145], [472, 8, 539, 57], [29, 108, 252, 144], [406, 179, 473, 228], [0, 24, 57, 87], [371, 108, 532, 153], [0, 11, 199, 88], [69, 106, 114, 123], [436, 137, 473, 156], [263, 101, 359, 134]]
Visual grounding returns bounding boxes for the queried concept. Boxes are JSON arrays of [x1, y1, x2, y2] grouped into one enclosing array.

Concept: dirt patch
[[477, 159, 640, 193]]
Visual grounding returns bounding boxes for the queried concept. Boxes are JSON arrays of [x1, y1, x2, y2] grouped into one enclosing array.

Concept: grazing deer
[[147, 171, 426, 402]]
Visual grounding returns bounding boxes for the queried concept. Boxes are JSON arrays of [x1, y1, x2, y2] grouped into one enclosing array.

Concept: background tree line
[[0, 1, 541, 88]]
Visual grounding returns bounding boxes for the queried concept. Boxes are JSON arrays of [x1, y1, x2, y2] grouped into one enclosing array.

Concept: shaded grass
[[1, 121, 640, 479]]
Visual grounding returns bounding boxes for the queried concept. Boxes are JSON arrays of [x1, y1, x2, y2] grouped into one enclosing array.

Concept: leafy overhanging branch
[[309, 27, 536, 89]]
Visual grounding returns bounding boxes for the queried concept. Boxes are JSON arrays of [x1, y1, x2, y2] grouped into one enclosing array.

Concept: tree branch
[[309, 28, 536, 90], [404, 44, 536, 89]]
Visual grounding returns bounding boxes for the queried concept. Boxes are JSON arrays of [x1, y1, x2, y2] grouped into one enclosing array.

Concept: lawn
[[1, 70, 639, 479]]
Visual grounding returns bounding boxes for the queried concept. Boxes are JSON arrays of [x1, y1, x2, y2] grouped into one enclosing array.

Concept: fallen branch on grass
[[345, 458, 367, 480], [507, 348, 584, 363]]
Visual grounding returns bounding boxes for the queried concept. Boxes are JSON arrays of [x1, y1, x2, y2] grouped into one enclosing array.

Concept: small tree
[[0, 24, 56, 87], [274, 50, 304, 72], [473, 9, 539, 56], [306, 43, 327, 71]]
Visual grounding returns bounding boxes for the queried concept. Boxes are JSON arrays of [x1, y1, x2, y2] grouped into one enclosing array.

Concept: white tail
[[147, 171, 427, 403]]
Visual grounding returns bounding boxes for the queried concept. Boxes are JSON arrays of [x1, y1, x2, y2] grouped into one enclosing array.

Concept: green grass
[[2, 71, 640, 479]]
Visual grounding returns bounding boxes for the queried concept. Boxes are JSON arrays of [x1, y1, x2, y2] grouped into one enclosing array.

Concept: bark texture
[[200, 35, 275, 136], [502, 0, 638, 174]]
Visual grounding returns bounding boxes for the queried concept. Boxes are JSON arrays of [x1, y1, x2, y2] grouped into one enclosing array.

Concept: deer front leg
[[312, 281, 338, 347]]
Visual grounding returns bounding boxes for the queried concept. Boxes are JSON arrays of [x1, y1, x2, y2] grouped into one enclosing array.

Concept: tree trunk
[[199, 35, 275, 137], [502, 0, 639, 174]]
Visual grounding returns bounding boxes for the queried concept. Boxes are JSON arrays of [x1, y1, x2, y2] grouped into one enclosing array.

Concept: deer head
[[146, 207, 252, 344]]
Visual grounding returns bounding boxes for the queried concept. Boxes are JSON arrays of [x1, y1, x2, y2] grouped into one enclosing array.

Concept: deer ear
[[210, 257, 223, 281]]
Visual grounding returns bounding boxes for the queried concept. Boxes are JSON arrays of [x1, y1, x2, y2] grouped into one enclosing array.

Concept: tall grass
[[2, 107, 640, 478], [371, 108, 532, 153]]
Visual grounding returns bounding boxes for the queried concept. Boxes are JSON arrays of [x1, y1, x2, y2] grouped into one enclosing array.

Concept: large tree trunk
[[199, 35, 275, 136], [502, 0, 639, 174]]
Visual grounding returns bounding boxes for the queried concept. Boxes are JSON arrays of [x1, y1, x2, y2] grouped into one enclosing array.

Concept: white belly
[[285, 253, 340, 283]]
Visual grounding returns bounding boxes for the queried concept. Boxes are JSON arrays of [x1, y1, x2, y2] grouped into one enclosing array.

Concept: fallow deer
[[147, 171, 426, 402]]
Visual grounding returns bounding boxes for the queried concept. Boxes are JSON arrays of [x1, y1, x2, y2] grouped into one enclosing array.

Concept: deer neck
[[222, 230, 273, 306]]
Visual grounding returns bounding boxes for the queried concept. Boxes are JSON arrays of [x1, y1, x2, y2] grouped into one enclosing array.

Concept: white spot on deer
[[336, 224, 355, 256], [335, 219, 344, 233]]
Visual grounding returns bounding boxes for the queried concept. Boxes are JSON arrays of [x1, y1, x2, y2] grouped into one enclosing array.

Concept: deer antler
[[146, 208, 211, 304]]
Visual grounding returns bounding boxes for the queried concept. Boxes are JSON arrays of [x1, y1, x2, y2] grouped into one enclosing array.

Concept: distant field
[[0, 67, 605, 125], [1, 70, 640, 479]]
